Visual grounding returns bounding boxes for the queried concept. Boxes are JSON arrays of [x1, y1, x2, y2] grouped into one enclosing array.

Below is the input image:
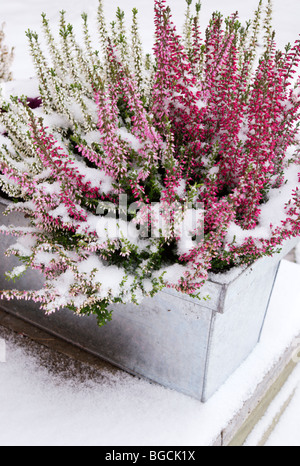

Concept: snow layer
[[265, 374, 300, 447], [1, 0, 300, 447], [1, 260, 300, 446], [295, 242, 300, 265]]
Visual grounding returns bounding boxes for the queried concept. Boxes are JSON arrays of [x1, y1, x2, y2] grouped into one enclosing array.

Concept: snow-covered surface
[[0, 259, 300, 446], [244, 363, 300, 447], [1, 0, 300, 82]]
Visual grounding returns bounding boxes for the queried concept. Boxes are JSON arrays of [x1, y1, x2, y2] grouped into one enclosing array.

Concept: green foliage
[[69, 299, 113, 327]]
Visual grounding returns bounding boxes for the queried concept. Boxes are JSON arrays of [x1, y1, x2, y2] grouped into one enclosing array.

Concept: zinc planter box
[[0, 197, 297, 401]]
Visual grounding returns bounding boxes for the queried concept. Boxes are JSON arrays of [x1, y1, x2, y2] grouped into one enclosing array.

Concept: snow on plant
[[0, 0, 300, 325], [0, 22, 14, 82]]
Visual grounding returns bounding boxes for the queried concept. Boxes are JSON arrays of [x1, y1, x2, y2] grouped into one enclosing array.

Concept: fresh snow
[[244, 363, 300, 447], [0, 259, 300, 446], [117, 127, 143, 152], [295, 242, 300, 265]]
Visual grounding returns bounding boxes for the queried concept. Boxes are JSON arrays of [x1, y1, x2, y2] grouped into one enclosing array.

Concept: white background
[[1, 0, 300, 80]]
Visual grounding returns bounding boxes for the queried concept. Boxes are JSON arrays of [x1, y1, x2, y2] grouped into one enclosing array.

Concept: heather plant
[[0, 0, 300, 326], [0, 23, 14, 82]]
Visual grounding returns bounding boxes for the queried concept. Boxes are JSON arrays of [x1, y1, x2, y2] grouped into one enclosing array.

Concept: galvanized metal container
[[0, 197, 297, 401]]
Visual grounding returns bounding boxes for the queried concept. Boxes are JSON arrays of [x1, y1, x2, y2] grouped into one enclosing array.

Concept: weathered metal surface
[[0, 198, 297, 401]]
